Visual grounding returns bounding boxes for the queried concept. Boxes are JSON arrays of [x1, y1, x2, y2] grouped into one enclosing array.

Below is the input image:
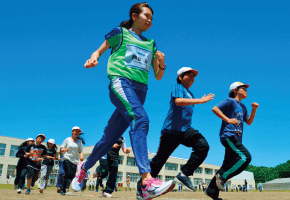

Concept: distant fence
[[263, 183, 290, 190]]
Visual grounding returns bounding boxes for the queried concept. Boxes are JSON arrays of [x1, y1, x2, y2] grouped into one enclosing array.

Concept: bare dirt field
[[1, 189, 290, 200]]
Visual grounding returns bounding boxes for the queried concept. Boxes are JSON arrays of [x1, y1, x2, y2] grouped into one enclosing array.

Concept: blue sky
[[1, 1, 289, 168]]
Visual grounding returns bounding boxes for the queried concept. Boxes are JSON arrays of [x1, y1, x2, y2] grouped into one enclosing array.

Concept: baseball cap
[[229, 82, 249, 93], [36, 134, 46, 140], [72, 126, 82, 132], [26, 138, 35, 142], [48, 139, 55, 144], [177, 67, 198, 77]]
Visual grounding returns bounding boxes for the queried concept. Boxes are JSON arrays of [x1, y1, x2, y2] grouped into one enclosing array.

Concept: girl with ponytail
[[72, 2, 174, 199]]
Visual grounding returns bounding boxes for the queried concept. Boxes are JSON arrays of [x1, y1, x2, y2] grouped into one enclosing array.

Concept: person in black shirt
[[102, 137, 130, 197], [15, 138, 35, 194], [24, 134, 47, 195], [39, 139, 57, 193]]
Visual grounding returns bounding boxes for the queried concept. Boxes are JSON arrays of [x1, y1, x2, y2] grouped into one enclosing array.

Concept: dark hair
[[119, 2, 153, 29], [229, 90, 235, 98], [177, 71, 194, 84], [47, 142, 57, 150], [77, 133, 85, 144], [18, 141, 28, 150]]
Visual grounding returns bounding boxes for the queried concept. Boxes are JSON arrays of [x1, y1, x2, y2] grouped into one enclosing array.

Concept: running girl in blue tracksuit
[[72, 2, 175, 199]]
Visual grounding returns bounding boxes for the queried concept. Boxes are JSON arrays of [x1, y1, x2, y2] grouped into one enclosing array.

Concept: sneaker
[[60, 191, 66, 195], [141, 178, 175, 200], [25, 189, 31, 194], [39, 189, 43, 193], [17, 189, 22, 194], [136, 179, 144, 200], [174, 173, 196, 191], [57, 187, 61, 193], [215, 174, 225, 191], [102, 192, 112, 198], [71, 161, 86, 192]]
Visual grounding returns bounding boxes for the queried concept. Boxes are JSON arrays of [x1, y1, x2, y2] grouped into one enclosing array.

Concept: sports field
[[1, 189, 290, 200]]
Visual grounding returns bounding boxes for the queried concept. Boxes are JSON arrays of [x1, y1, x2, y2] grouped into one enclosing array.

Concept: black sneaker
[[136, 179, 144, 200], [174, 173, 196, 191], [215, 174, 225, 191], [205, 189, 223, 200], [60, 191, 66, 195]]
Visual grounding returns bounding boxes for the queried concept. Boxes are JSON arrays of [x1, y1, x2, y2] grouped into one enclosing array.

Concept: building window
[[0, 143, 6, 156], [10, 145, 19, 157], [117, 172, 123, 182], [118, 156, 124, 165], [7, 165, 17, 178], [194, 178, 203, 186], [165, 176, 175, 181], [0, 164, 3, 177], [127, 157, 137, 166], [205, 168, 213, 175], [126, 173, 141, 182], [165, 163, 177, 171], [205, 179, 211, 185], [157, 175, 162, 180], [194, 167, 202, 174], [215, 169, 219, 174], [180, 164, 184, 169]]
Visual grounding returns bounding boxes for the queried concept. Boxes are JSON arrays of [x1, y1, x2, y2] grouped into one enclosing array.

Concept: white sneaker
[[102, 192, 112, 198], [17, 189, 21, 194], [141, 178, 175, 200]]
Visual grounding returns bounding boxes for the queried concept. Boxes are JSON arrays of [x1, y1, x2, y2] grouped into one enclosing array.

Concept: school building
[[0, 135, 255, 190]]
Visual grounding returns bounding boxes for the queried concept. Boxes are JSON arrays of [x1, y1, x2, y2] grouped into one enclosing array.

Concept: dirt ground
[[1, 189, 290, 200]]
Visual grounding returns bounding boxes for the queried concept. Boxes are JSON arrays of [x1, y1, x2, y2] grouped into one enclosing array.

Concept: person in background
[[15, 138, 35, 194], [39, 139, 57, 192], [125, 175, 131, 192], [244, 179, 248, 192], [24, 134, 47, 194], [56, 147, 64, 193], [60, 126, 85, 195], [258, 181, 263, 192]]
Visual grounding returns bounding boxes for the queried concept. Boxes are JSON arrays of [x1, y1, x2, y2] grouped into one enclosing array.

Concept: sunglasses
[[237, 86, 247, 91]]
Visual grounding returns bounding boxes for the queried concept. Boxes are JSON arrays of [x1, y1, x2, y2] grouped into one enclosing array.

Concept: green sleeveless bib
[[107, 27, 155, 85]]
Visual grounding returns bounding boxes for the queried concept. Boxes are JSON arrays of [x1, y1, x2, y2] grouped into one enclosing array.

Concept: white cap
[[37, 134, 46, 140], [229, 82, 249, 93], [72, 126, 82, 132], [26, 138, 35, 142], [177, 67, 198, 77], [48, 139, 55, 144]]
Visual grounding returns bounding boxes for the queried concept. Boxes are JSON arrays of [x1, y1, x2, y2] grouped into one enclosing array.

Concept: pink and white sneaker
[[141, 178, 175, 200], [102, 192, 112, 198], [71, 161, 86, 192]]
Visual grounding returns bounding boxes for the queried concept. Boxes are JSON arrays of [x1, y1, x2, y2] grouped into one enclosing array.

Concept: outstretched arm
[[246, 102, 259, 125], [175, 94, 215, 106], [84, 40, 111, 68]]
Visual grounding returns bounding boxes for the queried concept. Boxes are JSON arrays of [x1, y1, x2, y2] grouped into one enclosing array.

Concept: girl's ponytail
[[119, 19, 133, 29]]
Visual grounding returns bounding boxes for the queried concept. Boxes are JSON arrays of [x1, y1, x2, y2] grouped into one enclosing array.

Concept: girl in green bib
[[72, 2, 175, 199]]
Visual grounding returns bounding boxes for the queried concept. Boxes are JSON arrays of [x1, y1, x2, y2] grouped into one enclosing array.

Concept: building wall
[[1, 135, 255, 190]]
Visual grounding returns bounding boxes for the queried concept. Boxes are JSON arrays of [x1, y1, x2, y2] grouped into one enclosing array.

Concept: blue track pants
[[84, 77, 151, 174]]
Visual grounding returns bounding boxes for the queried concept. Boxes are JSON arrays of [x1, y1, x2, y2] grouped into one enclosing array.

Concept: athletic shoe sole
[[174, 177, 197, 191]]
